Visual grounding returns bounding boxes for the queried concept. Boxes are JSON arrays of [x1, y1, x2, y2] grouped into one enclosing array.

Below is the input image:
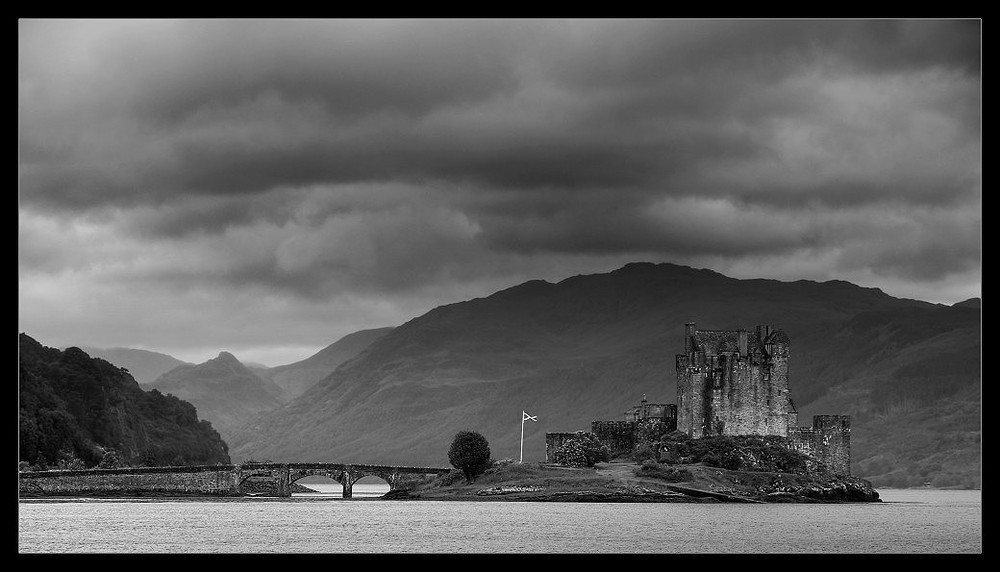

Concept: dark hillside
[[19, 334, 230, 468]]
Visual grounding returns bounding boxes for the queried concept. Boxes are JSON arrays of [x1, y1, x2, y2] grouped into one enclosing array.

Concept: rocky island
[[386, 459, 881, 504]]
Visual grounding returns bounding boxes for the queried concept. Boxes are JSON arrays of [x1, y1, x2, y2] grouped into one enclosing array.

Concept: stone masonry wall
[[591, 421, 639, 458], [787, 415, 851, 475], [713, 347, 790, 437]]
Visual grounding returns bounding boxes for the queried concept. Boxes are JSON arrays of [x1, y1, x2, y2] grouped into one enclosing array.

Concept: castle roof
[[766, 329, 791, 344]]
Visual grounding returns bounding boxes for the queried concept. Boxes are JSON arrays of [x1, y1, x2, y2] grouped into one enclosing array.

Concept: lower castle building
[[547, 322, 852, 475], [625, 394, 676, 424]]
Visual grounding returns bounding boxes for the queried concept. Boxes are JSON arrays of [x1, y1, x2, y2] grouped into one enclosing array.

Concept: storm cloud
[[18, 19, 981, 364]]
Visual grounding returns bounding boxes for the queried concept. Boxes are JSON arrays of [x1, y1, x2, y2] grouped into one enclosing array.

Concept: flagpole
[[520, 412, 525, 463], [520, 411, 537, 464]]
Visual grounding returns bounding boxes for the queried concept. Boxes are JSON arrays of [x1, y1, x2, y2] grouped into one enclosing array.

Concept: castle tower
[[676, 323, 793, 439], [787, 415, 852, 475]]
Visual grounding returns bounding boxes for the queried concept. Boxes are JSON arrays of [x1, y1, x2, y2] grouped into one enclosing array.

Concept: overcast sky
[[19, 19, 981, 366]]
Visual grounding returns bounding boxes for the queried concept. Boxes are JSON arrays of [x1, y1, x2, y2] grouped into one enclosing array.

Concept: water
[[18, 488, 981, 554], [293, 482, 390, 498]]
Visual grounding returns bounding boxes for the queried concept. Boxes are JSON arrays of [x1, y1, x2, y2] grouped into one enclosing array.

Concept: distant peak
[[214, 351, 240, 363]]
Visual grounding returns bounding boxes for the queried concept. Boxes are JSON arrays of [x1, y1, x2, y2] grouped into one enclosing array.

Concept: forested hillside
[[19, 334, 230, 469]]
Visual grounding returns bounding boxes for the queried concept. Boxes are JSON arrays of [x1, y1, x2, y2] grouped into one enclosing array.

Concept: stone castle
[[546, 323, 852, 475]]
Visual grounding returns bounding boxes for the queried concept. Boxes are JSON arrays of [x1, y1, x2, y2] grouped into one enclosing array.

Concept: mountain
[[146, 352, 288, 446], [953, 297, 981, 309], [262, 327, 395, 399], [226, 262, 980, 488], [19, 334, 230, 468], [78, 346, 191, 385]]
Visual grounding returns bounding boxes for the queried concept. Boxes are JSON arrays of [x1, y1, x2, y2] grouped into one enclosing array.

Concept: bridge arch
[[289, 472, 344, 496], [352, 475, 392, 497], [237, 467, 291, 496]]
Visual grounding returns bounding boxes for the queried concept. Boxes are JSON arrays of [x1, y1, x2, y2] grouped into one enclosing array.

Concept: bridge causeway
[[18, 462, 454, 498]]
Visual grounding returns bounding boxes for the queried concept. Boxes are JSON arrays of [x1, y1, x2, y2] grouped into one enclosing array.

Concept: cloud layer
[[19, 19, 981, 364]]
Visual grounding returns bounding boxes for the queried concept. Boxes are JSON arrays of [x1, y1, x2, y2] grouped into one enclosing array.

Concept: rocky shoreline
[[384, 461, 882, 504]]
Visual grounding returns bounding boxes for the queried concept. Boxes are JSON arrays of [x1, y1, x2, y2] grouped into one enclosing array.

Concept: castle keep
[[677, 323, 851, 474], [676, 323, 796, 438], [548, 322, 852, 475]]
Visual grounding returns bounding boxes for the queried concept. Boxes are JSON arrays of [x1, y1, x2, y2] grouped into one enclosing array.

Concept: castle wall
[[591, 421, 639, 458], [626, 402, 676, 422], [728, 343, 790, 437], [787, 415, 851, 475], [676, 354, 708, 438]]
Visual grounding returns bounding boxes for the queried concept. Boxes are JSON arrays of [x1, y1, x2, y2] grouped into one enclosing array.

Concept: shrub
[[667, 434, 814, 473], [635, 420, 673, 444], [551, 432, 612, 467], [635, 462, 693, 483], [435, 469, 466, 487], [448, 430, 492, 483], [97, 449, 126, 469], [632, 442, 655, 463], [55, 449, 86, 470]]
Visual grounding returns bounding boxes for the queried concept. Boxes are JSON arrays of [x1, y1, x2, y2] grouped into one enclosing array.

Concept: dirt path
[[593, 461, 644, 484], [593, 461, 683, 491]]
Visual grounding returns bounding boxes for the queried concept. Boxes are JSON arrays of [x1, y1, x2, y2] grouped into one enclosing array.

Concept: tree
[[447, 430, 491, 483], [97, 449, 125, 469], [55, 449, 86, 470]]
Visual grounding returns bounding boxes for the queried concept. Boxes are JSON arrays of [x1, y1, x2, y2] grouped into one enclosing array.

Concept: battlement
[[624, 395, 677, 423], [812, 415, 851, 432]]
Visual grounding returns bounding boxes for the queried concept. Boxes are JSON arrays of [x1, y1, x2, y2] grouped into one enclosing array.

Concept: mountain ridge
[[77, 346, 191, 386], [262, 327, 395, 399]]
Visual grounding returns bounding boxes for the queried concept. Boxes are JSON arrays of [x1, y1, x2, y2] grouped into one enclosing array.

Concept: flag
[[523, 411, 537, 422]]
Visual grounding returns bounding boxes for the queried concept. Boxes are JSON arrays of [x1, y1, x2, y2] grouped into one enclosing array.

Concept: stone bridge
[[240, 462, 454, 497], [18, 462, 453, 498]]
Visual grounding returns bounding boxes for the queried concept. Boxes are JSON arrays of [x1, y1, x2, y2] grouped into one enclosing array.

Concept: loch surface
[[18, 487, 981, 554]]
